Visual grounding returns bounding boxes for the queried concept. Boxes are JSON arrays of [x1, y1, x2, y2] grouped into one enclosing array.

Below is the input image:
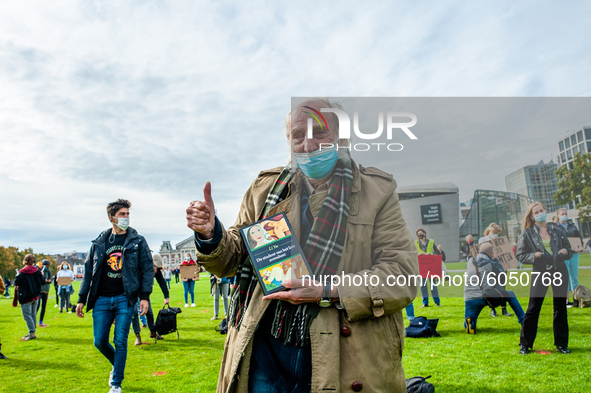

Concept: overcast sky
[[1, 1, 590, 254]]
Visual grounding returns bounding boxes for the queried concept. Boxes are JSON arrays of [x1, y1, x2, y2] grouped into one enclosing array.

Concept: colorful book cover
[[239, 212, 312, 296]]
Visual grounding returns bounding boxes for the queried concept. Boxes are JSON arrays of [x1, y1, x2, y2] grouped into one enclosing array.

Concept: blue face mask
[[559, 215, 568, 222], [534, 213, 547, 223], [294, 146, 339, 180]]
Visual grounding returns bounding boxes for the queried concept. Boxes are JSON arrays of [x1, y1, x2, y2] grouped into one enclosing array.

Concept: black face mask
[[418, 234, 425, 239]]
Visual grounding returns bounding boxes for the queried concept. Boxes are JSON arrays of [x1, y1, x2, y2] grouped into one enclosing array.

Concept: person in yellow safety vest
[[415, 228, 441, 308]]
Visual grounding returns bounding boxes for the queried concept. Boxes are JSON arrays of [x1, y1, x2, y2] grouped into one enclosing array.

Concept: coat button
[[352, 381, 363, 391], [340, 326, 351, 337]]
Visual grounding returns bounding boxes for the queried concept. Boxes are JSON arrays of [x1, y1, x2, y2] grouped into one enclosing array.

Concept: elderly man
[[464, 243, 524, 334], [187, 98, 419, 392]]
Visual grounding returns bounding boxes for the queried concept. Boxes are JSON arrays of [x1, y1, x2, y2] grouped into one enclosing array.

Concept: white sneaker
[[184, 304, 189, 308], [54, 304, 59, 308], [190, 303, 196, 307], [109, 386, 121, 393]]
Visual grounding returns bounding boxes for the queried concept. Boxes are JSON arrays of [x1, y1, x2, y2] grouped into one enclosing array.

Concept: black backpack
[[154, 305, 182, 342], [405, 317, 440, 338], [216, 318, 228, 335], [406, 375, 435, 393]]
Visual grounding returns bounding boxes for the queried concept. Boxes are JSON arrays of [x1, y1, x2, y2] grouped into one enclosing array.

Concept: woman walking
[[57, 262, 75, 313], [37, 260, 52, 327], [14, 254, 44, 341], [553, 208, 583, 307], [516, 202, 572, 355]]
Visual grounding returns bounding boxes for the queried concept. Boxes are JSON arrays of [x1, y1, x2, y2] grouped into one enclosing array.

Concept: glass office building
[[459, 190, 533, 247], [558, 126, 591, 169], [505, 160, 560, 213]]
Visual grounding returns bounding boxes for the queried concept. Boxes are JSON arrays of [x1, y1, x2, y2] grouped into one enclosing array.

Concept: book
[[240, 212, 312, 296]]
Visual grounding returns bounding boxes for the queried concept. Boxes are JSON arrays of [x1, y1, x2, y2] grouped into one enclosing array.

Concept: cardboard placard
[[418, 254, 442, 279], [180, 265, 199, 281], [467, 243, 480, 258], [568, 237, 583, 253], [57, 276, 72, 286], [490, 236, 518, 270]]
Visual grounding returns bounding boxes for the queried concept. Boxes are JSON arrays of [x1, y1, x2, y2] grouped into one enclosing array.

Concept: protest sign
[[568, 237, 583, 253], [418, 254, 442, 279], [57, 276, 72, 286], [491, 236, 518, 270], [180, 265, 199, 281], [467, 243, 480, 258]]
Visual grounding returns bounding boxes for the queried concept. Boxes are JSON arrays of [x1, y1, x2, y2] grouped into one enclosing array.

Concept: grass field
[[1, 256, 591, 392]]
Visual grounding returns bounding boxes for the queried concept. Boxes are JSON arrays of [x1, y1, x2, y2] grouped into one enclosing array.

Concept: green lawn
[[1, 267, 591, 392]]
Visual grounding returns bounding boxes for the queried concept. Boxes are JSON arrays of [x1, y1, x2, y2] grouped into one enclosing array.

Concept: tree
[[0, 245, 57, 280], [555, 152, 591, 222]]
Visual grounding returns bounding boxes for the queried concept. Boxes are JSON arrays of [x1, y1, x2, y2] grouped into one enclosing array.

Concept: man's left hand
[[163, 298, 170, 306], [262, 279, 337, 305], [139, 300, 150, 316]]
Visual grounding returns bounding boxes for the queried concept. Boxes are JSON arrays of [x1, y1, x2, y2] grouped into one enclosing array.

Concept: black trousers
[[36, 292, 49, 323], [520, 263, 569, 348]]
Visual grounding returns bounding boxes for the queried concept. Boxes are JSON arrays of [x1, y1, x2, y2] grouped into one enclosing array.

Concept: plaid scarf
[[227, 155, 353, 347]]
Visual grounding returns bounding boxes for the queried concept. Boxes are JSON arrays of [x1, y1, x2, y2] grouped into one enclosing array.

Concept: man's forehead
[[293, 101, 331, 122]]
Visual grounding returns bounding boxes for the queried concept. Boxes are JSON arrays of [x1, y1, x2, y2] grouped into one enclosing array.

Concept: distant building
[[460, 190, 533, 248], [397, 183, 460, 262], [158, 238, 196, 270], [505, 160, 561, 213], [558, 126, 591, 169]]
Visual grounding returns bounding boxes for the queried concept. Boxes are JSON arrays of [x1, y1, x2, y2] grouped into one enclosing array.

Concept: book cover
[[239, 212, 312, 296]]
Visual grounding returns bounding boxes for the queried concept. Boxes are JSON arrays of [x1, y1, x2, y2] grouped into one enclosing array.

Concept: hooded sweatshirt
[[14, 265, 44, 304]]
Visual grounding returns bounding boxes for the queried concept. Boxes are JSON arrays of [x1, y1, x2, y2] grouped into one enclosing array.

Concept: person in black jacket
[[75, 199, 154, 393], [132, 253, 170, 345], [516, 202, 572, 355], [553, 208, 583, 307], [14, 254, 44, 341]]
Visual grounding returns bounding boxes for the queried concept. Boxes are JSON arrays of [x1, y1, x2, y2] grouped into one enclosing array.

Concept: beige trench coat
[[197, 164, 419, 393]]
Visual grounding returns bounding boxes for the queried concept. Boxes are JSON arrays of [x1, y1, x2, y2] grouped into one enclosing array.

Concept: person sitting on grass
[[478, 223, 513, 318], [14, 254, 44, 341], [464, 243, 524, 334]]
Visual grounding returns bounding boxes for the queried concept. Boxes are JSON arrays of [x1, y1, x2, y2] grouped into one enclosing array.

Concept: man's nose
[[303, 136, 319, 153]]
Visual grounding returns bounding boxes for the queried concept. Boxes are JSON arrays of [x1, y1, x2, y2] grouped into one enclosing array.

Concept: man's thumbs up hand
[[187, 181, 216, 239]]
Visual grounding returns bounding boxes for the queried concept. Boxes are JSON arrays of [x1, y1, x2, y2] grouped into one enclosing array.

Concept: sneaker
[[67, 311, 72, 314], [109, 386, 122, 393], [39, 323, 49, 328], [134, 334, 142, 346], [419, 305, 428, 309], [141, 323, 148, 329], [465, 317, 475, 334], [109, 368, 114, 386], [491, 308, 497, 317], [436, 304, 441, 307], [21, 334, 37, 341], [556, 346, 571, 354], [519, 345, 530, 355], [184, 304, 189, 308], [211, 315, 219, 321], [502, 308, 513, 317], [54, 304, 59, 308], [190, 303, 196, 307]]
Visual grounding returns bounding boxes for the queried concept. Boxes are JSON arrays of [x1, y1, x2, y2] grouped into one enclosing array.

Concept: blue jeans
[[183, 280, 195, 304], [564, 252, 579, 292], [405, 303, 415, 321], [92, 294, 134, 388], [165, 278, 171, 289], [420, 278, 440, 306], [464, 291, 525, 330], [249, 302, 312, 392]]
